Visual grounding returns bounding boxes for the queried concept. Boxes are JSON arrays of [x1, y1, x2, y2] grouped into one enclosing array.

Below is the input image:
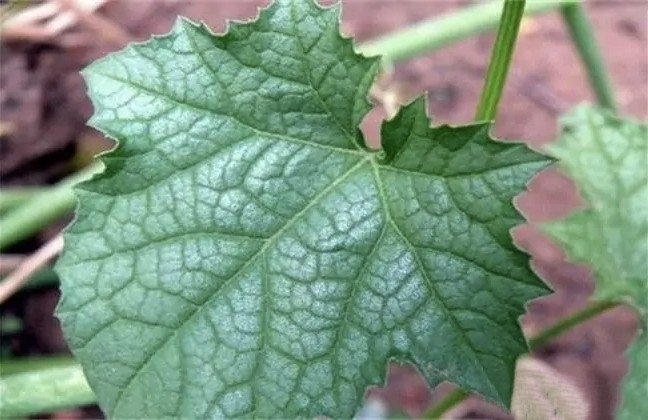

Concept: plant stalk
[[422, 299, 621, 418], [424, 389, 470, 419], [0, 163, 102, 250], [0, 356, 95, 417], [359, 0, 577, 64], [0, 188, 47, 214], [475, 0, 526, 121], [528, 300, 620, 349], [560, 1, 617, 112]]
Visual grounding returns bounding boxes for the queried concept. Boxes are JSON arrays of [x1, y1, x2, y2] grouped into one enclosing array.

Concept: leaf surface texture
[[545, 106, 647, 420], [57, 1, 550, 417]]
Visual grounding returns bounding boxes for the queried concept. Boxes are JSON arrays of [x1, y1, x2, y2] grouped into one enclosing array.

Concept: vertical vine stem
[[475, 0, 526, 121], [560, 1, 617, 112], [422, 300, 621, 418]]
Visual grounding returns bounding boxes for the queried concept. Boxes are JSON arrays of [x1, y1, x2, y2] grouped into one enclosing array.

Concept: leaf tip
[[378, 95, 429, 163]]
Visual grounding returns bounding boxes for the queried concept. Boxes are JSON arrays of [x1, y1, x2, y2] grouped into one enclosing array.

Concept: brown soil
[[1, 1, 645, 419]]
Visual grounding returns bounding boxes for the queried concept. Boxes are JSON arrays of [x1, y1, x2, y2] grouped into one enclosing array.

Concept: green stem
[[0, 163, 102, 251], [475, 0, 526, 121], [0, 355, 77, 376], [528, 300, 620, 350], [424, 389, 470, 419], [422, 299, 621, 418], [0, 188, 47, 214], [560, 1, 617, 112], [0, 356, 95, 417], [359, 0, 576, 64]]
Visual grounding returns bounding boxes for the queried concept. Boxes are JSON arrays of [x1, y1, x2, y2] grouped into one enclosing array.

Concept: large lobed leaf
[[544, 106, 647, 420], [56, 0, 551, 418]]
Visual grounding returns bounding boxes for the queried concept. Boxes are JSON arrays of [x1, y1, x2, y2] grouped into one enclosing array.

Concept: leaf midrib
[[288, 1, 362, 153]]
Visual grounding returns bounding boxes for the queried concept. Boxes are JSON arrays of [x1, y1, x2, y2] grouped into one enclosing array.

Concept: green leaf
[[544, 106, 647, 420], [545, 106, 648, 315], [56, 1, 550, 418], [619, 335, 648, 420]]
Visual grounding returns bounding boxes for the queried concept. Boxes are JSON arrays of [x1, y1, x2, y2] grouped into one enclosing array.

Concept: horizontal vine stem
[[423, 389, 470, 419], [0, 163, 102, 250], [0, 357, 96, 418], [422, 299, 622, 418], [0, 188, 47, 214], [528, 300, 621, 350], [358, 0, 577, 63]]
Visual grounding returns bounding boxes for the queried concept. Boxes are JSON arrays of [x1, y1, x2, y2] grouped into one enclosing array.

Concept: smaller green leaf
[[545, 106, 647, 314], [543, 105, 647, 420]]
